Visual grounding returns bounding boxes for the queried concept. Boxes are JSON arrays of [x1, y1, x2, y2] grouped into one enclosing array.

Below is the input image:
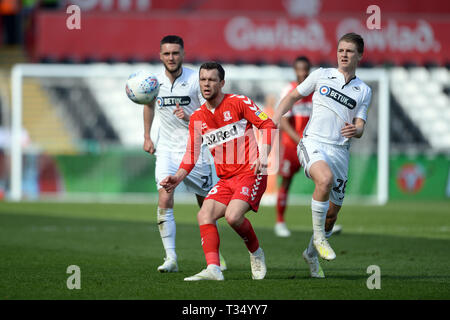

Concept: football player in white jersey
[[273, 33, 372, 278], [143, 35, 226, 273]]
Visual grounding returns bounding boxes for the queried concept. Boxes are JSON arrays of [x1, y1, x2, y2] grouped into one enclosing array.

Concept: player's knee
[[224, 212, 242, 228], [316, 174, 333, 194], [158, 191, 173, 208], [197, 208, 213, 225]]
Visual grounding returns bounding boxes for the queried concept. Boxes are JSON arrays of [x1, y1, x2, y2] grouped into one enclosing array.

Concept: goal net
[[6, 63, 389, 205]]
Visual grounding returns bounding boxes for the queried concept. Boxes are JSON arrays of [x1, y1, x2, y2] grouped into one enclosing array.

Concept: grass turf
[[0, 201, 449, 300]]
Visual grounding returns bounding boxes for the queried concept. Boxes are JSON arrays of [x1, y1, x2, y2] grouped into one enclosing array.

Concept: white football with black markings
[[125, 70, 160, 104]]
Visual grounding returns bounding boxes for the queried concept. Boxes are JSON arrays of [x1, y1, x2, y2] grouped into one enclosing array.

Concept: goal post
[[9, 63, 389, 204], [349, 68, 390, 205]]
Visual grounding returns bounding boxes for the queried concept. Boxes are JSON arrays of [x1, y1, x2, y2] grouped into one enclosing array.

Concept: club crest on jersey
[[223, 111, 232, 122], [240, 187, 250, 196], [352, 86, 361, 92]]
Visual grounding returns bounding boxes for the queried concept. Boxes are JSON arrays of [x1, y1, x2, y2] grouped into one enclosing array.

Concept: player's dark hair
[[294, 56, 311, 69], [338, 33, 364, 54], [199, 62, 225, 81], [160, 35, 184, 49]]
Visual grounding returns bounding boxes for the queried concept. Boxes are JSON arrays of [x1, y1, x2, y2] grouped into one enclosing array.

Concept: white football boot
[[302, 249, 325, 278], [157, 258, 178, 273], [219, 252, 227, 271], [249, 248, 267, 280], [313, 238, 336, 261], [184, 265, 224, 281], [274, 222, 291, 237]]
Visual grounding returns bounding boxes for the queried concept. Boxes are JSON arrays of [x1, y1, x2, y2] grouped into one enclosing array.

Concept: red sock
[[232, 218, 259, 253], [199, 224, 220, 266], [276, 185, 288, 223]]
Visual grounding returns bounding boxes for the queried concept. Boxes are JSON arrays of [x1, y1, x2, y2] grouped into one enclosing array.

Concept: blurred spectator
[[20, 0, 37, 45], [39, 0, 59, 9], [0, 0, 20, 45]]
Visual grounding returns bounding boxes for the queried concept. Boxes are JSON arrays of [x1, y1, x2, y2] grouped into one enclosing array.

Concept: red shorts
[[205, 173, 268, 212], [279, 144, 301, 178]]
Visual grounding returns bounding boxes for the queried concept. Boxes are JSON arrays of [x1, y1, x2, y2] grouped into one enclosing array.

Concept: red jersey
[[280, 81, 313, 149], [180, 94, 277, 179]]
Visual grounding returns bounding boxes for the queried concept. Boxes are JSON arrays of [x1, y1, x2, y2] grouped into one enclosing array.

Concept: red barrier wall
[[33, 11, 450, 65], [64, 0, 450, 15]]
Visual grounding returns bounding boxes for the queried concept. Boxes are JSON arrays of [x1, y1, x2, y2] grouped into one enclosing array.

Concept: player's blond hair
[[338, 33, 364, 54]]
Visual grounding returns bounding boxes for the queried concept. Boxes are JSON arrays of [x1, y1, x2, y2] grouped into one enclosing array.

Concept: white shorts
[[297, 137, 350, 206], [155, 148, 214, 197]]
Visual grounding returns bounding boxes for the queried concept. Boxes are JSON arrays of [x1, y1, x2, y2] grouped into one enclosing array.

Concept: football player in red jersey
[[275, 56, 313, 237], [161, 62, 277, 281]]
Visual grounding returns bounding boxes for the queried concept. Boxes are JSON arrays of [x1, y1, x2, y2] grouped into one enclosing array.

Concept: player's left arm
[[341, 118, 365, 138], [241, 99, 277, 174], [160, 113, 201, 192], [173, 102, 190, 122], [160, 168, 189, 193], [342, 85, 372, 139]]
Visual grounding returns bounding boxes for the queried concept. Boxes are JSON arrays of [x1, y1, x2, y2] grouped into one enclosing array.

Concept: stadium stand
[[0, 0, 447, 203], [22, 78, 77, 154], [41, 78, 120, 149], [390, 67, 450, 150], [57, 63, 446, 154]]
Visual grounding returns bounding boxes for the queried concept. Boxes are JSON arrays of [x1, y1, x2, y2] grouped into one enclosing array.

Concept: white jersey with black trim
[[296, 67, 372, 146], [151, 66, 205, 152]]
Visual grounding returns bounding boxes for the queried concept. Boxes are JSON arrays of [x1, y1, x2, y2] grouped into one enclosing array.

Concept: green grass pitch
[[0, 200, 449, 300]]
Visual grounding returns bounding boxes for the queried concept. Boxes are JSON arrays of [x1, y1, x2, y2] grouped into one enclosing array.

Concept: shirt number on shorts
[[333, 179, 348, 194], [208, 185, 219, 195], [201, 174, 212, 189]]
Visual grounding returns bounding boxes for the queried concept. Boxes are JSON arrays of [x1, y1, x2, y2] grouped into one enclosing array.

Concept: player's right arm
[[272, 90, 304, 127], [280, 117, 301, 145], [159, 168, 189, 193], [273, 68, 321, 127], [143, 99, 156, 154], [160, 111, 203, 192]]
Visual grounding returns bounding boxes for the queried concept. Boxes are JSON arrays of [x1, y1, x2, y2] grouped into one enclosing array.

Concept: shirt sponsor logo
[[319, 86, 356, 110], [201, 120, 246, 148], [156, 96, 191, 107]]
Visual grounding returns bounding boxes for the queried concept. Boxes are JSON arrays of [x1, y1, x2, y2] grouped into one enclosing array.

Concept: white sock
[[311, 198, 329, 241], [157, 207, 177, 261]]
